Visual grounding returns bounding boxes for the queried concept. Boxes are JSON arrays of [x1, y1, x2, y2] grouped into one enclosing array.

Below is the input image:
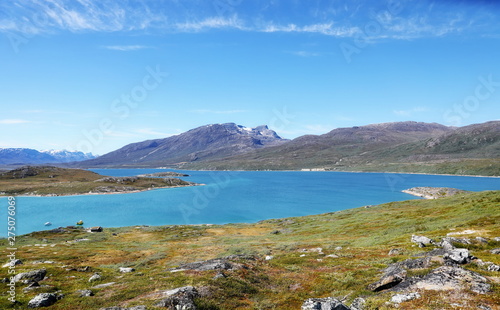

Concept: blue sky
[[1, 0, 499, 155]]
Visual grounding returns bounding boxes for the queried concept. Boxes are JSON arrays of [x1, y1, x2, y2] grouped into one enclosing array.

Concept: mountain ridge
[[0, 148, 96, 166]]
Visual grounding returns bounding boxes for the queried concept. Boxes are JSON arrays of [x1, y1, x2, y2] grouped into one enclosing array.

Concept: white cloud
[[103, 45, 151, 51], [175, 16, 246, 32], [289, 51, 320, 57], [0, 119, 31, 124], [262, 22, 360, 37]]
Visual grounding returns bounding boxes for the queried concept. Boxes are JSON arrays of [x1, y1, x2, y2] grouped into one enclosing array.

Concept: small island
[[0, 166, 198, 196], [137, 171, 190, 177], [402, 187, 470, 199]]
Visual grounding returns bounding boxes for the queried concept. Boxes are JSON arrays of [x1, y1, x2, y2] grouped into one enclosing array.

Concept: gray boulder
[[411, 235, 434, 246], [76, 289, 94, 297], [14, 269, 46, 284], [119, 267, 135, 273], [154, 286, 199, 309], [350, 297, 365, 310], [89, 273, 102, 282], [3, 259, 22, 267], [443, 248, 472, 264], [490, 248, 500, 254], [27, 293, 60, 308], [407, 266, 490, 294], [391, 292, 421, 303], [301, 297, 350, 310], [487, 264, 500, 271]]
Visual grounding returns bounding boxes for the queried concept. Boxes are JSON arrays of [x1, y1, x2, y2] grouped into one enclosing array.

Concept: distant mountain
[[75, 123, 287, 168], [189, 121, 454, 170], [0, 148, 96, 166]]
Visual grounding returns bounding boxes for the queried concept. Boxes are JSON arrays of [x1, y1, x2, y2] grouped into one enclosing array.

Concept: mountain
[[75, 123, 287, 168], [184, 121, 499, 175], [187, 121, 454, 170], [0, 148, 96, 166]]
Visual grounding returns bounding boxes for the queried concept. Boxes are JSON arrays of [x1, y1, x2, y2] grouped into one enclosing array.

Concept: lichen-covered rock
[[391, 292, 421, 303], [487, 264, 500, 271], [27, 293, 60, 308], [443, 248, 472, 264], [411, 235, 435, 246], [154, 286, 199, 309], [350, 297, 365, 310], [76, 289, 94, 297], [301, 297, 350, 310], [407, 266, 490, 294], [368, 266, 406, 292], [13, 269, 46, 284]]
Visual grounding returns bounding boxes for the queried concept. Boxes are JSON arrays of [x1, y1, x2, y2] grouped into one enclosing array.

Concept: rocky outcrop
[[301, 297, 350, 310], [391, 292, 421, 303], [28, 293, 62, 308], [411, 235, 435, 247], [154, 286, 199, 309], [169, 255, 254, 272], [444, 248, 473, 265], [14, 269, 46, 284], [402, 187, 469, 199]]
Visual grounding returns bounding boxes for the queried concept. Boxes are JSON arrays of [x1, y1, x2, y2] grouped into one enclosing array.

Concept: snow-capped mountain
[[0, 148, 96, 166]]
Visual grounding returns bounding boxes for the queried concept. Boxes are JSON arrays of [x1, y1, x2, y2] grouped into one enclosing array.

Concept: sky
[[1, 0, 499, 155]]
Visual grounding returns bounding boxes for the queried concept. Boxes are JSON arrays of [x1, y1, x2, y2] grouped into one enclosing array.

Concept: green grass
[[0, 191, 499, 309]]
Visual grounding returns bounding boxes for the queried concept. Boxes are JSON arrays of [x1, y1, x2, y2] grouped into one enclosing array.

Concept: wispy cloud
[[0, 119, 31, 124], [175, 16, 246, 32], [289, 51, 321, 57], [190, 109, 247, 114], [103, 45, 151, 51], [262, 22, 360, 37]]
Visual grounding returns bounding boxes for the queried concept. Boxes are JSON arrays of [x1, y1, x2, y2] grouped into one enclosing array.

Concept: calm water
[[1, 169, 499, 236]]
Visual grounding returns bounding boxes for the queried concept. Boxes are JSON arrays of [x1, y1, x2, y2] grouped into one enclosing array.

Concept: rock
[[3, 259, 23, 267], [213, 272, 226, 279], [443, 248, 472, 264], [89, 273, 102, 282], [368, 266, 406, 292], [388, 248, 402, 256], [76, 289, 94, 297], [170, 256, 252, 272], [92, 282, 116, 289], [494, 237, 500, 242], [411, 235, 434, 246], [27, 293, 60, 308], [14, 269, 46, 284], [490, 248, 500, 254], [265, 255, 273, 261], [154, 286, 199, 309], [405, 266, 490, 294], [476, 237, 488, 243], [391, 292, 421, 303], [89, 226, 103, 232], [350, 297, 366, 310], [301, 297, 350, 310], [487, 264, 500, 271], [326, 254, 339, 258], [119, 267, 135, 273], [334, 246, 342, 251], [442, 237, 471, 246]]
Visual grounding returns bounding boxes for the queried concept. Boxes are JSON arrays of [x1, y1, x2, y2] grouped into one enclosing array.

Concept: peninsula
[[0, 166, 197, 197]]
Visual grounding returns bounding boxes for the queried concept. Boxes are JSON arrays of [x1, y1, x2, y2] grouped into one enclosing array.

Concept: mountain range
[[72, 120, 500, 176], [0, 149, 96, 166]]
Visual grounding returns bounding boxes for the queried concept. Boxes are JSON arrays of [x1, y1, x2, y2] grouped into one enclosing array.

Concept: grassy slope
[[0, 167, 194, 196], [1, 191, 499, 309]]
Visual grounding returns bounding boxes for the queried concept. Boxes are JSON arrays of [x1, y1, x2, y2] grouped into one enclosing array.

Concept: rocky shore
[[402, 187, 469, 199]]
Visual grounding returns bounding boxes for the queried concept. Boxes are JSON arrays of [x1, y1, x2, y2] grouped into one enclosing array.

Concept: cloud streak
[[0, 119, 31, 124], [103, 45, 152, 51]]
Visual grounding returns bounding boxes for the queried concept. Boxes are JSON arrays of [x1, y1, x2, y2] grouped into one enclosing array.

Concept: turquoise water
[[1, 170, 499, 236]]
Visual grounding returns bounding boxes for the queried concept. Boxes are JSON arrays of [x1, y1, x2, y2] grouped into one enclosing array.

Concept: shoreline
[[0, 183, 204, 198]]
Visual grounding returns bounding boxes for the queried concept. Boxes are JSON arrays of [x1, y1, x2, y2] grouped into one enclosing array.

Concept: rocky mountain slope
[[188, 121, 499, 175], [75, 123, 287, 168], [0, 148, 95, 166]]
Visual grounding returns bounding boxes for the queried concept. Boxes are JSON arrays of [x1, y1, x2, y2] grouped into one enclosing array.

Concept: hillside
[[0, 166, 196, 196], [75, 123, 286, 168], [187, 121, 499, 175], [0, 149, 95, 166], [1, 190, 499, 309]]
